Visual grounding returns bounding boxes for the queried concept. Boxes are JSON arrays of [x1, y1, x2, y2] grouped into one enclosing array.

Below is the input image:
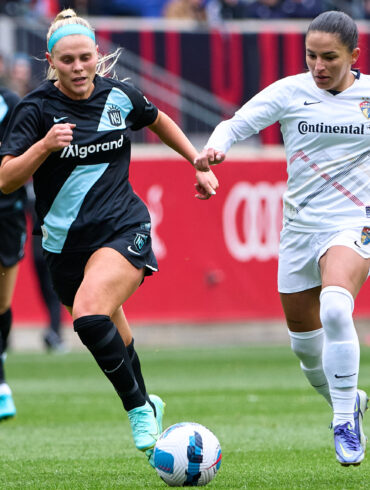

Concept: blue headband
[[48, 24, 95, 52]]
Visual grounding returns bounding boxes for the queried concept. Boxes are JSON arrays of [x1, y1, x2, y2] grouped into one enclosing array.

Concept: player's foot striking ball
[[127, 401, 160, 451], [146, 394, 166, 467]]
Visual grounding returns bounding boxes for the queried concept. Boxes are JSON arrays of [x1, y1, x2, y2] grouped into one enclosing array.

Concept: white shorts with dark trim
[[278, 226, 370, 294]]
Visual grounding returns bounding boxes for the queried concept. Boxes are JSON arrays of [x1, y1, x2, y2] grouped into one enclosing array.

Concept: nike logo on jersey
[[334, 373, 357, 379], [304, 101, 322, 105], [127, 246, 141, 255], [354, 240, 361, 248], [53, 116, 68, 123]]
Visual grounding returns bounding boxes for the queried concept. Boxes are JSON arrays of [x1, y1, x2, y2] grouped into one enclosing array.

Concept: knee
[[72, 303, 96, 321], [71, 284, 98, 320], [0, 305, 10, 316], [320, 286, 354, 336], [289, 329, 323, 368], [72, 296, 110, 321], [291, 340, 321, 362], [320, 300, 350, 327], [320, 286, 354, 340], [0, 292, 11, 314]]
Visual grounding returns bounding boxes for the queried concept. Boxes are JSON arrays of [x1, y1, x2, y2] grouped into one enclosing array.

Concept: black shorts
[[44, 223, 158, 307], [0, 211, 27, 267]]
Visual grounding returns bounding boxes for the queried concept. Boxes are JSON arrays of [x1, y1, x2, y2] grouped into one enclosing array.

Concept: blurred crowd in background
[[0, 1, 368, 95], [0, 0, 369, 21], [0, 50, 64, 351], [0, 52, 35, 96]]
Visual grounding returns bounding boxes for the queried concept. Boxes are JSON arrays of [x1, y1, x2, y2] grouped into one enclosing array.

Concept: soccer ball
[[153, 422, 222, 487]]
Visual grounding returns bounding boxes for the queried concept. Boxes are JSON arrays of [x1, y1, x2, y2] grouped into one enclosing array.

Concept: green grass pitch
[[0, 344, 369, 488]]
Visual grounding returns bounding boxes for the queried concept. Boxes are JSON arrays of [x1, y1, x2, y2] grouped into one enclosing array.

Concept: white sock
[[289, 329, 331, 406], [0, 382, 11, 395], [320, 286, 359, 427]]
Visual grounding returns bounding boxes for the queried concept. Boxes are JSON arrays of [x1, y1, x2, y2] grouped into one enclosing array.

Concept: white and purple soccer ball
[[153, 422, 222, 487]]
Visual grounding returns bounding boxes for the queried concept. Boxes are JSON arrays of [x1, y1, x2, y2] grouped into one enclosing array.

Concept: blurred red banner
[[13, 156, 370, 325]]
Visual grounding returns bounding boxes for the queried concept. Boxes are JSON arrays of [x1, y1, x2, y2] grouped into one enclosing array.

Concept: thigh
[[65, 289, 133, 346], [0, 263, 19, 313], [72, 247, 145, 320], [280, 286, 322, 332], [320, 245, 369, 299]]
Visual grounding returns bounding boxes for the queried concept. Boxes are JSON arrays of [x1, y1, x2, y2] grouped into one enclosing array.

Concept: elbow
[[0, 184, 15, 195], [2, 187, 16, 195], [0, 163, 22, 194], [0, 177, 6, 194], [0, 177, 19, 194]]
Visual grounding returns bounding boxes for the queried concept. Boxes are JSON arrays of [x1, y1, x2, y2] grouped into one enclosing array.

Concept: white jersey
[[206, 71, 370, 232]]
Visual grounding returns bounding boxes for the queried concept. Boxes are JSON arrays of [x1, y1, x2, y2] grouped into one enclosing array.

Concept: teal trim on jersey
[[0, 94, 8, 123], [42, 163, 109, 253], [97, 88, 133, 131]]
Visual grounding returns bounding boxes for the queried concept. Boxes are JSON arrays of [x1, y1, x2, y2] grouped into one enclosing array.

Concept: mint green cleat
[[146, 394, 166, 467], [149, 394, 165, 434], [0, 392, 16, 421], [127, 401, 160, 451]]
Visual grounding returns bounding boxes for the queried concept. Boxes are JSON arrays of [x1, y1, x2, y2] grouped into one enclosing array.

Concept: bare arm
[[148, 110, 198, 164], [0, 123, 75, 194], [148, 110, 219, 199]]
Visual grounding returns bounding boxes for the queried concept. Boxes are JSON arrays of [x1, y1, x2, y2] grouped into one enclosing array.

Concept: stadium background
[[1, 9, 369, 490], [0, 7, 369, 344]]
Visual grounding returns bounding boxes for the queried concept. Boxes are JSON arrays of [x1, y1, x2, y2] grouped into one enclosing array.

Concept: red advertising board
[[12, 155, 370, 324]]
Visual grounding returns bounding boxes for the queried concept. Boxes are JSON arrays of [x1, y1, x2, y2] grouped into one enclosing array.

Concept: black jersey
[[0, 87, 27, 215], [0, 76, 158, 253]]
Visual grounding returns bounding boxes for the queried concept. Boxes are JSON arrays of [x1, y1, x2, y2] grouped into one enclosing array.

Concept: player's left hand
[[194, 169, 219, 200]]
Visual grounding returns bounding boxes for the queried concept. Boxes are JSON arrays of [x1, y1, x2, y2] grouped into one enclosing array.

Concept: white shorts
[[278, 226, 370, 293]]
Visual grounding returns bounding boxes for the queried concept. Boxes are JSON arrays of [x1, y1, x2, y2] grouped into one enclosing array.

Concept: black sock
[[0, 308, 12, 383], [73, 315, 146, 411], [127, 339, 155, 413]]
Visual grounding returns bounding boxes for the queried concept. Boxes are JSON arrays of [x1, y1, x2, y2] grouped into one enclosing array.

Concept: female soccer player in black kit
[[0, 9, 218, 463], [0, 86, 27, 421]]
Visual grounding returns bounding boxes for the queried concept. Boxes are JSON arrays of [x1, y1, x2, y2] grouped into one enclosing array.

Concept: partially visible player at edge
[[0, 8, 218, 465], [194, 10, 369, 466], [0, 86, 27, 422]]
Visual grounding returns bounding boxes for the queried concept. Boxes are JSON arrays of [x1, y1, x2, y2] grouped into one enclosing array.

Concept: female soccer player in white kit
[[194, 10, 369, 466]]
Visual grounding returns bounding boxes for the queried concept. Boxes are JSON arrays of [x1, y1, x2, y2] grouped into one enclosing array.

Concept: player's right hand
[[43, 123, 76, 152], [194, 148, 225, 172]]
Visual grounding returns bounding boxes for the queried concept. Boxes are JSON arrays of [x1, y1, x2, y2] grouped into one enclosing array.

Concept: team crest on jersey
[[360, 99, 370, 119], [361, 227, 370, 245], [134, 233, 148, 251], [107, 105, 122, 126]]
